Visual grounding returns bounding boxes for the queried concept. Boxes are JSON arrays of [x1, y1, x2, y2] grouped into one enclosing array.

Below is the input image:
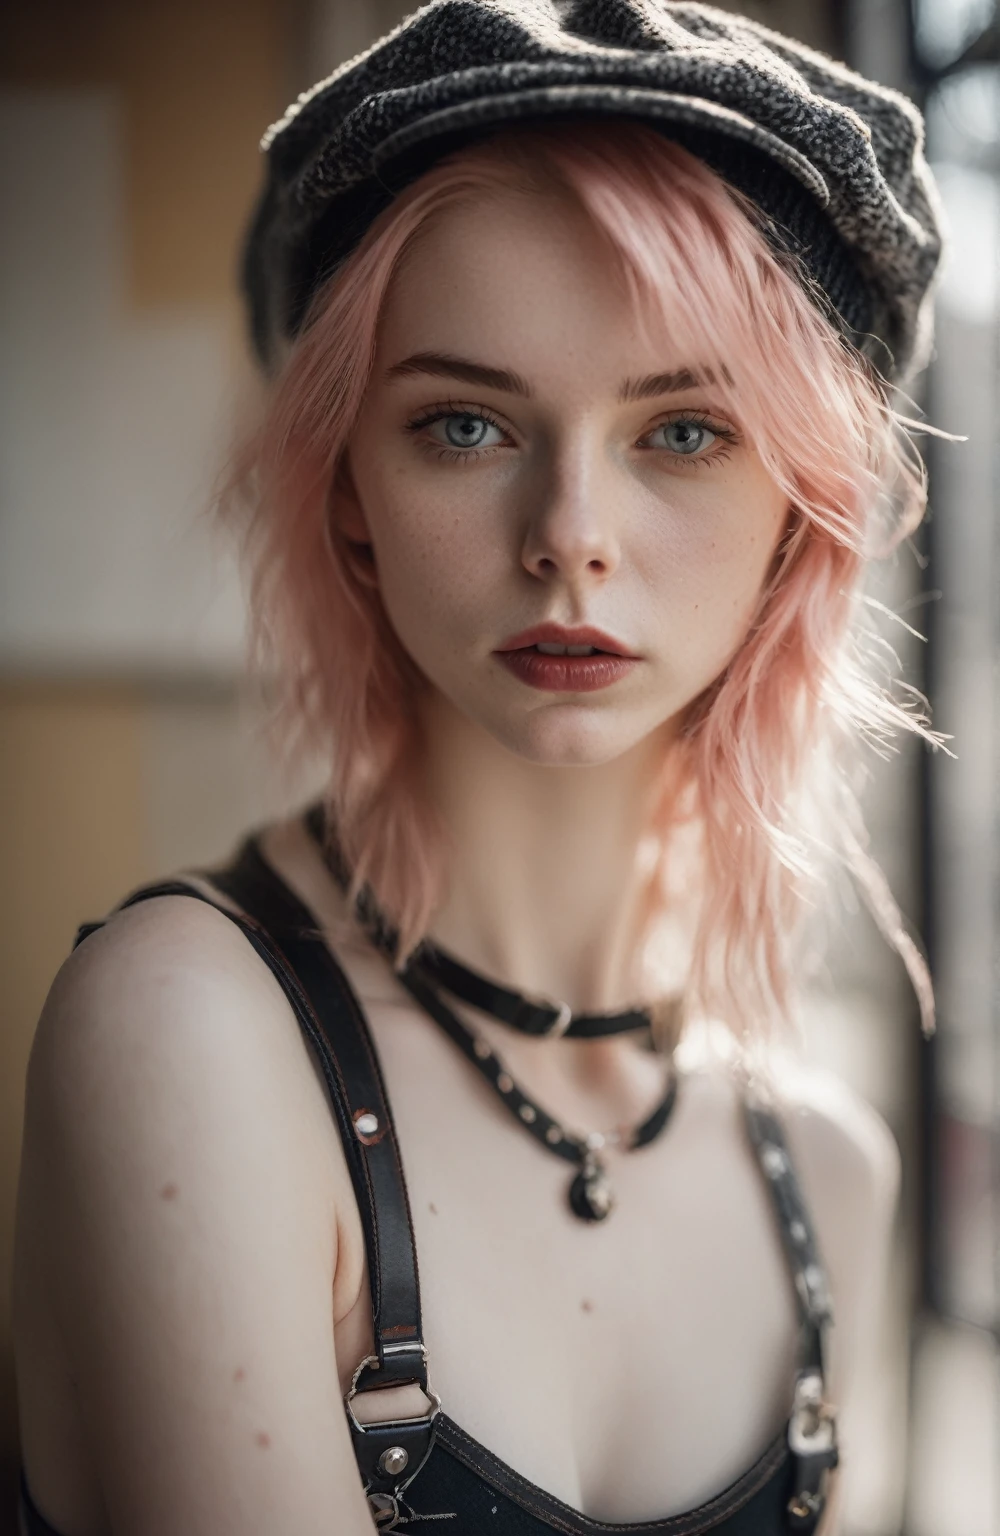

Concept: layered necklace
[[305, 807, 680, 1222]]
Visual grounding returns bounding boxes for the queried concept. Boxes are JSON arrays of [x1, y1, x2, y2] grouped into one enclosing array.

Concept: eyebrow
[[383, 352, 713, 403], [384, 352, 533, 396], [617, 367, 708, 402]]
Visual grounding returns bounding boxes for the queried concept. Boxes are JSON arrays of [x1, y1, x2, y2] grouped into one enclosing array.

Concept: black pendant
[[568, 1155, 615, 1222]]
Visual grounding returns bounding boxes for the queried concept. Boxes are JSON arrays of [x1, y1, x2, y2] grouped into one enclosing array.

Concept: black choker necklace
[[415, 945, 653, 1040], [303, 804, 656, 1042], [398, 962, 678, 1221], [303, 804, 680, 1221]]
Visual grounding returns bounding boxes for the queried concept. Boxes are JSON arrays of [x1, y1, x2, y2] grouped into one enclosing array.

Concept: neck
[[419, 693, 672, 1013]]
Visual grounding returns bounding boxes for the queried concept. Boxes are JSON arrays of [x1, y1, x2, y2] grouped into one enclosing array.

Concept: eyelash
[[644, 410, 740, 467], [403, 400, 741, 465], [404, 401, 511, 463]]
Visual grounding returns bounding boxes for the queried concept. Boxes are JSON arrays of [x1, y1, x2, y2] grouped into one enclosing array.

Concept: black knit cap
[[242, 0, 944, 382]]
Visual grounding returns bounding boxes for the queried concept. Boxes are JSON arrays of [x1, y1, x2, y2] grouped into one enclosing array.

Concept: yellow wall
[[0, 687, 143, 1517]]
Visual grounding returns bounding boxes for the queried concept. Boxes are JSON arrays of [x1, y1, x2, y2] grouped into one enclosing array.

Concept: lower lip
[[495, 650, 639, 692]]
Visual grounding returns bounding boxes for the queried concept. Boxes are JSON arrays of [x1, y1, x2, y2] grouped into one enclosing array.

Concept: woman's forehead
[[383, 185, 618, 321], [374, 190, 719, 398]]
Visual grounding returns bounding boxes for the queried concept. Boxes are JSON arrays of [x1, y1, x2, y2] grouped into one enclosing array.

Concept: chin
[[485, 701, 659, 768]]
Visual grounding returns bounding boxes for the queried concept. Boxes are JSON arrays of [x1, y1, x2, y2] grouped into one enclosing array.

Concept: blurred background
[[0, 1, 997, 1531]]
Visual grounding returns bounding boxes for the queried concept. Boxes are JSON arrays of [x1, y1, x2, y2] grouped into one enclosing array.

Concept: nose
[[519, 451, 621, 587]]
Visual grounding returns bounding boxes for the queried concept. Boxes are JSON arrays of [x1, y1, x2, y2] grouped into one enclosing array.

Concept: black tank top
[[19, 829, 839, 1535]]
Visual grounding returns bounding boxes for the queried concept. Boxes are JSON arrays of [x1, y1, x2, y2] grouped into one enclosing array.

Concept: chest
[[329, 995, 800, 1522]]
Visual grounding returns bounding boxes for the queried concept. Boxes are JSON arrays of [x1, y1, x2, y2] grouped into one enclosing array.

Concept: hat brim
[[261, 81, 873, 373], [369, 84, 831, 210]]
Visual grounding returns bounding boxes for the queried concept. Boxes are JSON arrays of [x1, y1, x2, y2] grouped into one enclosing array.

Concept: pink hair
[[226, 121, 939, 1040]]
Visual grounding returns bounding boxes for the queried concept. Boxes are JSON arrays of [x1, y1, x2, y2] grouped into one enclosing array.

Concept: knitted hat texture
[[242, 0, 944, 381]]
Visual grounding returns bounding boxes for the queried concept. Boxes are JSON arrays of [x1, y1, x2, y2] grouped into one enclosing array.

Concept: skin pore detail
[[337, 185, 790, 1007]]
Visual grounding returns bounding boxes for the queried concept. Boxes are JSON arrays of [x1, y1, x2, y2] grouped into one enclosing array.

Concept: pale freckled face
[[340, 188, 790, 766]]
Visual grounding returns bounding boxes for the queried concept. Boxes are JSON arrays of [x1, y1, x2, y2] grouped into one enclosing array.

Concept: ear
[[331, 451, 371, 543]]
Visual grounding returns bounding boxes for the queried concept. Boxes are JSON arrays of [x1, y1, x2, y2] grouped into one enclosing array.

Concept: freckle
[[580, 1298, 594, 1313], [255, 1432, 271, 1449], [160, 1182, 178, 1201], [234, 1367, 246, 1383], [429, 1202, 438, 1215]]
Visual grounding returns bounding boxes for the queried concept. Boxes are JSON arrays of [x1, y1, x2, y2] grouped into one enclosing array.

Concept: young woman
[[13, 4, 945, 1534]]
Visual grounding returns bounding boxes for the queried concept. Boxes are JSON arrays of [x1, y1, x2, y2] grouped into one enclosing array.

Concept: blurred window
[[912, 0, 1000, 1338]]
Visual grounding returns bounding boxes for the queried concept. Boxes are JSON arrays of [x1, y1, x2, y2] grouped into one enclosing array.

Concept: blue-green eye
[[433, 413, 504, 450], [651, 419, 718, 456]]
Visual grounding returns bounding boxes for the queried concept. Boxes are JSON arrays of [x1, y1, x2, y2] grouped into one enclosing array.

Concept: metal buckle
[[786, 1371, 838, 1529], [510, 990, 573, 1037], [367, 1492, 402, 1529], [537, 997, 573, 1037], [345, 1352, 443, 1437], [787, 1371, 837, 1458]]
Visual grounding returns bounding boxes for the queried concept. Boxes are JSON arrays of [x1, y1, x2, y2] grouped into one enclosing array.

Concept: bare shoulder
[[673, 1036, 900, 1217], [771, 1056, 901, 1232], [766, 1055, 901, 1407], [16, 892, 375, 1535], [27, 890, 331, 1161], [25, 888, 347, 1247], [36, 889, 288, 1067]]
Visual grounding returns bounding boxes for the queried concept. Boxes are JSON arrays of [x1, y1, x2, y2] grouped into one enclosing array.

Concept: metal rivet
[[354, 1112, 379, 1138], [473, 1038, 491, 1059], [790, 1219, 808, 1244], [761, 1144, 787, 1178], [545, 1125, 563, 1145], [519, 1104, 537, 1123], [378, 1445, 409, 1476], [496, 1072, 514, 1093]]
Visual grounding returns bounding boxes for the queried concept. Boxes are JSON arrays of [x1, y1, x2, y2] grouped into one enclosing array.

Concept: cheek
[[643, 473, 788, 671], [353, 457, 509, 649]]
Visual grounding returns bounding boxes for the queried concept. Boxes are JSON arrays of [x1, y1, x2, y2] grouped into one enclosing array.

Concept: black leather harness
[[74, 830, 838, 1531]]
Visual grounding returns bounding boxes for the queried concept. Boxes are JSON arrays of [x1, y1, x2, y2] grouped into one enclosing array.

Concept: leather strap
[[412, 946, 652, 1039], [743, 1094, 838, 1533], [73, 839, 837, 1529], [205, 839, 428, 1391], [77, 843, 439, 1501]]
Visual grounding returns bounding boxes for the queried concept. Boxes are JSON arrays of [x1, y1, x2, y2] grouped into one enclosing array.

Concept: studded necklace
[[304, 804, 681, 1222], [399, 960, 679, 1221]]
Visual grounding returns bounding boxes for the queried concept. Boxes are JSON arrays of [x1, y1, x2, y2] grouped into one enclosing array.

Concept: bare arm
[[15, 896, 376, 1536]]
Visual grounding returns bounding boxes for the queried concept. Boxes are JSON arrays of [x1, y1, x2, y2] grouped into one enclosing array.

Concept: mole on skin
[[234, 1368, 246, 1384], [255, 1432, 271, 1449], [580, 1298, 595, 1313], [159, 1182, 178, 1201]]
